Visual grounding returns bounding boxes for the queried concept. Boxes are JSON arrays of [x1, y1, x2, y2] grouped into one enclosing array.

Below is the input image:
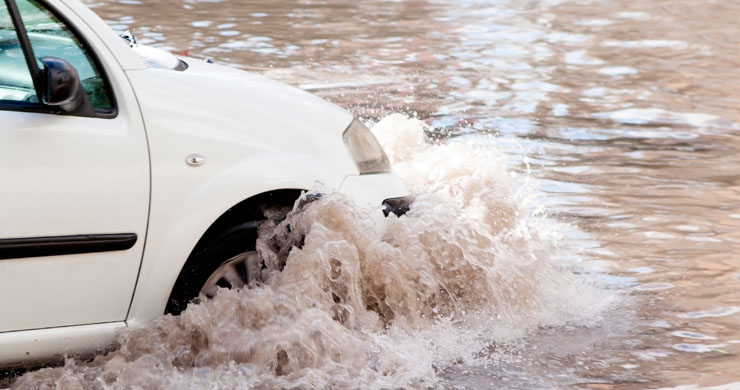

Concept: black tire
[[165, 221, 260, 315]]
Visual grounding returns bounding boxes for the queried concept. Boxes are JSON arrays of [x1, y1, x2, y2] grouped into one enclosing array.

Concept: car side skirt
[[0, 321, 124, 368]]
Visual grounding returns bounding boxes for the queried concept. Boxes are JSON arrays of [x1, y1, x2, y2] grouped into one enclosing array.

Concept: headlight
[[343, 119, 391, 174]]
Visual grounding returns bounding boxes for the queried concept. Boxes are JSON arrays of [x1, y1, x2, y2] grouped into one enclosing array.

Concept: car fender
[[126, 153, 346, 325]]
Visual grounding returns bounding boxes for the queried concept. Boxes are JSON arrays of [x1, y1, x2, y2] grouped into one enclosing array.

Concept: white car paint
[[0, 0, 408, 366]]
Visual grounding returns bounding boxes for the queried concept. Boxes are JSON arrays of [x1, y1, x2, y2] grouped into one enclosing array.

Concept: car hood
[[124, 55, 358, 177], [126, 52, 354, 137], [180, 55, 354, 133]]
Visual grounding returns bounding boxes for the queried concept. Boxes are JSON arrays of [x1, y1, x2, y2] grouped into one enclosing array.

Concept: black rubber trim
[[0, 233, 137, 260], [382, 195, 415, 217]]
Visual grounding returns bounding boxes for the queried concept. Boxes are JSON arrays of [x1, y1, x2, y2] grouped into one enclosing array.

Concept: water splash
[[8, 115, 611, 389]]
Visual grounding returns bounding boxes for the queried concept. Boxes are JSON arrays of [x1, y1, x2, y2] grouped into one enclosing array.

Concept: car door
[[0, 0, 149, 332]]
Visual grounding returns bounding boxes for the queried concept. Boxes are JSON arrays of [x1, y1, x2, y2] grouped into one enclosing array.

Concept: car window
[[16, 0, 113, 110], [0, 2, 38, 103]]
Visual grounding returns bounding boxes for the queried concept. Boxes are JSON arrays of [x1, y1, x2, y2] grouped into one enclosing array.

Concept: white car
[[0, 0, 410, 367]]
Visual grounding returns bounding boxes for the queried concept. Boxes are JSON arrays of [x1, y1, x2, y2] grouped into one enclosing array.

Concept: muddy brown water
[[6, 0, 740, 389]]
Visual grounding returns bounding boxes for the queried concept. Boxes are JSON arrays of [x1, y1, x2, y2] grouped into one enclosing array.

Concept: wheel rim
[[200, 251, 261, 299]]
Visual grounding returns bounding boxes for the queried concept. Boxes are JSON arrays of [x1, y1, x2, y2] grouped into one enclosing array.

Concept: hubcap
[[200, 251, 261, 299]]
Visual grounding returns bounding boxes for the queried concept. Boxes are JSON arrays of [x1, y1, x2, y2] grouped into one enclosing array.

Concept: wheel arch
[[164, 189, 304, 315], [186, 189, 304, 263]]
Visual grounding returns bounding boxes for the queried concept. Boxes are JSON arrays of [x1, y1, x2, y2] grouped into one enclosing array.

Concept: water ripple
[[678, 307, 740, 319]]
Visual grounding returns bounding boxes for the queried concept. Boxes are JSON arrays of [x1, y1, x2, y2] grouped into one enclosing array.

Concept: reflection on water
[[14, 0, 740, 388]]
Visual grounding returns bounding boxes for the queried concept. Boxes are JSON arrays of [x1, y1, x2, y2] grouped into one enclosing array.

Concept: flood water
[[8, 0, 740, 389]]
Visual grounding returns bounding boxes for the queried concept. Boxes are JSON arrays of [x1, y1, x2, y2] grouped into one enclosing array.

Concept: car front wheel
[[165, 221, 262, 315]]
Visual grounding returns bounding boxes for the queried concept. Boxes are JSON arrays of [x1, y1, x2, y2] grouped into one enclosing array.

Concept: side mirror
[[39, 56, 94, 117]]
